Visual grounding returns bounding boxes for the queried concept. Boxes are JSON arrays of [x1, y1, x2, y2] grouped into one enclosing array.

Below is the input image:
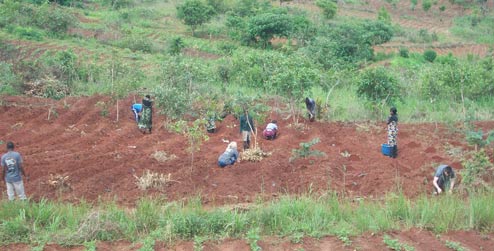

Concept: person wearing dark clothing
[[305, 97, 316, 122], [387, 107, 398, 158], [1, 142, 28, 201], [433, 165, 456, 195], [138, 95, 153, 134], [218, 142, 239, 167], [239, 110, 255, 150]]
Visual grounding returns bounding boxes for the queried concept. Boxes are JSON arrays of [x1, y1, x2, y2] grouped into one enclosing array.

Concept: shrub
[[356, 67, 400, 115], [8, 25, 44, 41], [377, 6, 391, 24], [0, 62, 21, 95], [315, 0, 338, 19], [176, 0, 215, 36], [422, 0, 432, 11], [460, 150, 493, 191], [399, 47, 409, 58], [423, 49, 437, 62], [34, 4, 77, 34]]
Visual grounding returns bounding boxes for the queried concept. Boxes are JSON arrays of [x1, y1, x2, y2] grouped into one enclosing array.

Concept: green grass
[[1, 192, 494, 246]]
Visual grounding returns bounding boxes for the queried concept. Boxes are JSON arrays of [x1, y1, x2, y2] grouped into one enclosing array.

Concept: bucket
[[381, 144, 393, 156]]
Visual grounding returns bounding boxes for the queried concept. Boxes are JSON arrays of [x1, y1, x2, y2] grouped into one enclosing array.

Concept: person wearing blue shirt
[[1, 142, 28, 201], [131, 103, 143, 123], [218, 142, 239, 167]]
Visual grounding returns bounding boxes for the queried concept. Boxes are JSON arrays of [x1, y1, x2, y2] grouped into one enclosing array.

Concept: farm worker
[[262, 120, 278, 140], [138, 95, 153, 134], [239, 109, 255, 150], [1, 141, 28, 201], [386, 107, 398, 158], [433, 164, 456, 195], [218, 142, 239, 167], [305, 97, 316, 122], [206, 117, 216, 133], [131, 103, 143, 123]]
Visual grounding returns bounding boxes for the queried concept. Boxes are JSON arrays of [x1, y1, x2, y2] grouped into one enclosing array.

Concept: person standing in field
[[387, 107, 398, 158], [239, 109, 255, 150], [305, 97, 316, 122], [1, 141, 28, 201], [138, 95, 153, 134], [433, 164, 456, 195]]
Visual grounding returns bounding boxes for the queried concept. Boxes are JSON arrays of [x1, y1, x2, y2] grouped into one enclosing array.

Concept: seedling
[[444, 240, 467, 251], [383, 234, 415, 251]]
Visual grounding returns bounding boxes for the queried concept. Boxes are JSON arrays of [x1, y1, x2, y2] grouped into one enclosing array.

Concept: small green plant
[[316, 0, 338, 19], [422, 0, 432, 11], [335, 229, 352, 246], [465, 129, 494, 149], [95, 101, 109, 117], [290, 138, 326, 162], [83, 241, 96, 251], [423, 50, 437, 62], [439, 5, 446, 11], [246, 227, 261, 251], [194, 236, 207, 251], [383, 234, 415, 251], [444, 240, 466, 251], [399, 47, 409, 58]]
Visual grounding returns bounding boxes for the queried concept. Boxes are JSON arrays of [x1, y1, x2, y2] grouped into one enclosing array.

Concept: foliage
[[303, 20, 393, 69], [176, 0, 215, 36], [399, 47, 409, 58], [377, 6, 391, 24], [465, 129, 494, 149], [154, 56, 210, 120], [170, 119, 209, 169], [315, 0, 338, 19], [420, 59, 493, 103], [460, 150, 493, 191], [168, 36, 186, 55], [422, 0, 432, 11], [290, 138, 326, 162], [356, 67, 400, 115], [444, 241, 466, 251], [246, 227, 261, 251], [383, 234, 415, 251], [423, 50, 437, 62], [0, 62, 21, 95], [246, 12, 294, 48]]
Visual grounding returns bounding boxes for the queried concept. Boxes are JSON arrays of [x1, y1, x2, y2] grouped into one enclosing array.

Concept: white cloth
[[265, 123, 278, 131]]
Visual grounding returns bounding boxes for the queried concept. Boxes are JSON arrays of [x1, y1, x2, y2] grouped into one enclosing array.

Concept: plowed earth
[[1, 95, 494, 250]]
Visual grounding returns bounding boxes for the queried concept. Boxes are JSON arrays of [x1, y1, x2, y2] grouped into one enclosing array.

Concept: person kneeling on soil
[[218, 142, 239, 168], [433, 164, 456, 195], [262, 120, 278, 140]]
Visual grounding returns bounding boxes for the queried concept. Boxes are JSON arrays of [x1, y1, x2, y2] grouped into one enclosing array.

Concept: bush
[[315, 0, 338, 19], [0, 62, 21, 95], [34, 4, 77, 34], [399, 47, 409, 58], [7, 25, 44, 41], [422, 0, 432, 11], [423, 49, 437, 62], [356, 66, 400, 114]]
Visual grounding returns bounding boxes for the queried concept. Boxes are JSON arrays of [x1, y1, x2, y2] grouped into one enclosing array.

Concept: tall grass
[[1, 192, 493, 246]]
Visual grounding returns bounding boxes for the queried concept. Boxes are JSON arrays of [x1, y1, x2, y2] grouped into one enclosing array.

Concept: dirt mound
[[1, 96, 493, 205]]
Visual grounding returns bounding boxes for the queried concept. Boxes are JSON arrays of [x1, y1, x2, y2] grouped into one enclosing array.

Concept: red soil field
[[1, 95, 493, 205], [1, 95, 494, 250]]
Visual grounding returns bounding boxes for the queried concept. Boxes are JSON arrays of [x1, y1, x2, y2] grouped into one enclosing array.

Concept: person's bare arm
[[433, 176, 442, 193], [1, 165, 5, 182], [19, 163, 28, 181], [449, 178, 455, 193]]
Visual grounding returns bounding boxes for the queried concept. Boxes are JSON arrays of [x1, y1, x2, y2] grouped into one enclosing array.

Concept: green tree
[[315, 0, 338, 19], [171, 119, 209, 175], [246, 12, 294, 48], [176, 0, 215, 36], [356, 67, 400, 116]]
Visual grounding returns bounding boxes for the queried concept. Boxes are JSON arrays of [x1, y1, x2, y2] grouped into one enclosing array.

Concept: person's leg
[[13, 181, 27, 200], [242, 131, 249, 150], [6, 182, 15, 201]]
